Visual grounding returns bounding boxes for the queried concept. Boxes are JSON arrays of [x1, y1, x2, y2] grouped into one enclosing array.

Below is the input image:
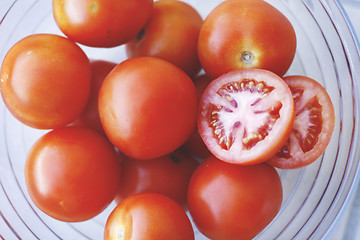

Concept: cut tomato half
[[267, 75, 335, 169], [198, 69, 294, 165]]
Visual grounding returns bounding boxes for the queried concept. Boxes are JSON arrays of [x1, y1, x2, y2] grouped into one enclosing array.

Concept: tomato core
[[205, 78, 282, 151]]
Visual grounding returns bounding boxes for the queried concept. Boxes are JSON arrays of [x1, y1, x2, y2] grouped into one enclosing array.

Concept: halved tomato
[[267, 75, 335, 169], [198, 69, 294, 165]]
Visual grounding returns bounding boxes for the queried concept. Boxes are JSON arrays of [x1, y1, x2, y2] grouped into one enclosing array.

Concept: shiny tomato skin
[[267, 75, 335, 169], [71, 60, 116, 134], [198, 69, 294, 165], [98, 57, 198, 160], [115, 150, 199, 209], [104, 193, 195, 240], [126, 0, 203, 78], [182, 74, 213, 159], [187, 155, 283, 240], [53, 0, 153, 47], [0, 34, 91, 129], [198, 0, 297, 79], [25, 127, 122, 222]]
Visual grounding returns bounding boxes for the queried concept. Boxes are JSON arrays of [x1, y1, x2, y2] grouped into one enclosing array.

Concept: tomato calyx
[[136, 28, 146, 41]]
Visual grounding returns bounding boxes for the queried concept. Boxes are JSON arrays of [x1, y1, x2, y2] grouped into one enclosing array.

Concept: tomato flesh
[[198, 69, 294, 164], [267, 75, 335, 169]]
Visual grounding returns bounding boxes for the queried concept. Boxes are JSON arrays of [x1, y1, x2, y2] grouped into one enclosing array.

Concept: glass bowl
[[1, 0, 360, 239]]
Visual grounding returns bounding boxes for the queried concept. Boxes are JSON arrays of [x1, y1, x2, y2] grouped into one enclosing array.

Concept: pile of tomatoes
[[0, 0, 336, 239]]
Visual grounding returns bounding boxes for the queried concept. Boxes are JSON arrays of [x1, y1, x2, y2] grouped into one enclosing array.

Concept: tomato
[[267, 75, 335, 169], [198, 0, 297, 79], [71, 60, 116, 134], [98, 57, 198, 160], [182, 74, 213, 159], [53, 0, 153, 48], [104, 193, 194, 240], [115, 150, 199, 209], [25, 127, 122, 222], [198, 69, 294, 165], [187, 155, 283, 240], [182, 130, 211, 160], [125, 0, 203, 78], [0, 34, 91, 129]]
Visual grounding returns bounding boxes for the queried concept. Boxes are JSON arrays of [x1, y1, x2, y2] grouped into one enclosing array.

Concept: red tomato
[[25, 127, 122, 222], [182, 74, 213, 159], [126, 0, 203, 77], [198, 0, 297, 79], [98, 57, 198, 160], [198, 69, 294, 165], [0, 34, 91, 129], [187, 155, 283, 240], [115, 150, 199, 209], [192, 74, 213, 98], [53, 0, 153, 47], [104, 193, 194, 240], [267, 75, 335, 169], [71, 60, 116, 134]]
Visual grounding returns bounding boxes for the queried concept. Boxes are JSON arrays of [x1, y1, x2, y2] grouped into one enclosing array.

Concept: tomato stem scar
[[89, 2, 98, 13], [240, 51, 254, 65], [117, 226, 125, 240]]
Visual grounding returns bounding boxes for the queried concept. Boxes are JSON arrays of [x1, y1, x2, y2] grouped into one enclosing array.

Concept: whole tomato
[[187, 155, 283, 240], [0, 34, 91, 129], [71, 60, 116, 134], [25, 127, 122, 222], [98, 57, 198, 160], [126, 0, 203, 77], [115, 150, 199, 209], [198, 0, 297, 79], [105, 193, 194, 240], [53, 0, 153, 47]]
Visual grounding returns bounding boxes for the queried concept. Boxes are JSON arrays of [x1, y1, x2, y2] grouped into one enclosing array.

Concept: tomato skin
[[53, 0, 153, 48], [71, 60, 116, 134], [115, 150, 199, 209], [104, 193, 195, 240], [198, 69, 294, 165], [98, 57, 198, 160], [187, 155, 283, 240], [0, 34, 91, 129], [25, 127, 122, 222], [267, 75, 335, 169], [182, 74, 213, 159], [126, 0, 203, 78], [198, 0, 297, 79]]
